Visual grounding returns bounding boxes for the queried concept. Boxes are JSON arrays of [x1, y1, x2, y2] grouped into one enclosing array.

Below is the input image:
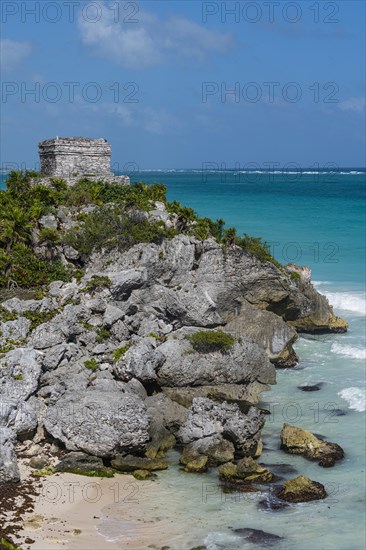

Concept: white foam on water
[[96, 516, 135, 542], [204, 532, 242, 550], [331, 343, 366, 359], [323, 291, 366, 315], [338, 387, 366, 412]]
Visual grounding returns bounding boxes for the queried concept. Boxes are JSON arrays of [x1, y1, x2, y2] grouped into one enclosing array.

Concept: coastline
[[15, 462, 162, 550]]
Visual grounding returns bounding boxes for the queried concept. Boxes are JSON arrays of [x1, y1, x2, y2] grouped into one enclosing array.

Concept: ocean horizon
[[1, 168, 365, 548]]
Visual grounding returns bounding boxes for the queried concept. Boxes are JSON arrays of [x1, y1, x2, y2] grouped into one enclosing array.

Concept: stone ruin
[[37, 137, 130, 185]]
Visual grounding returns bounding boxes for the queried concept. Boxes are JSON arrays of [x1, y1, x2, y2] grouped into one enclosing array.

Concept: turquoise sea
[[1, 169, 365, 549]]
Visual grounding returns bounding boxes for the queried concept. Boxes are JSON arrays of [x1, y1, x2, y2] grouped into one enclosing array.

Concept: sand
[[11, 461, 173, 550]]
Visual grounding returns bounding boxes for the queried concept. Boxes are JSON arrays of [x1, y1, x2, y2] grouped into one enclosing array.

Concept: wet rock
[[54, 451, 108, 474], [260, 463, 297, 475], [233, 527, 284, 544], [145, 431, 176, 459], [280, 423, 344, 467], [111, 454, 168, 472], [276, 475, 327, 502], [183, 455, 208, 473], [332, 409, 347, 416], [180, 436, 235, 467], [219, 457, 274, 484], [257, 496, 290, 511], [132, 469, 156, 480], [298, 383, 324, 392]]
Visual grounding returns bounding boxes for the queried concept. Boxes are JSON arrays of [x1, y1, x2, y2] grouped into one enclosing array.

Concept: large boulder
[[44, 391, 150, 457], [179, 398, 265, 456], [55, 451, 112, 476], [218, 457, 274, 484], [156, 330, 275, 388], [280, 423, 344, 467], [276, 475, 327, 502]]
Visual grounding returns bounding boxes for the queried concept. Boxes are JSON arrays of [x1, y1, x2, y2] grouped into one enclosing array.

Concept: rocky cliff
[[0, 177, 348, 483]]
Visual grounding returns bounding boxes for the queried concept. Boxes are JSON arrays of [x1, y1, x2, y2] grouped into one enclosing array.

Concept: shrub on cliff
[[65, 180, 167, 210], [1, 170, 283, 289], [64, 205, 176, 255], [0, 243, 69, 288], [188, 331, 236, 353]]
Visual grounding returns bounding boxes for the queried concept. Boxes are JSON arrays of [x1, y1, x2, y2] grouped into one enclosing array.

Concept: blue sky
[[1, 0, 365, 169]]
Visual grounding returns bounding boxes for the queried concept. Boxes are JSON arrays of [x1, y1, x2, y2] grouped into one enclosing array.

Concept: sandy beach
[[11, 461, 173, 550]]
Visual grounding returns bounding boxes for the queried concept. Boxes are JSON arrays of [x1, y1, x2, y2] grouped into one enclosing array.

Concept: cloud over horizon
[[78, 6, 234, 69]]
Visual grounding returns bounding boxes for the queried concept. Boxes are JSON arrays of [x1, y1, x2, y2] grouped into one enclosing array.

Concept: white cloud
[[78, 5, 234, 69], [338, 97, 365, 113], [0, 39, 32, 71]]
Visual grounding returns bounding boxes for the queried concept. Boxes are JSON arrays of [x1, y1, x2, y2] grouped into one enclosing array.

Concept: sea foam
[[338, 387, 366, 412], [323, 291, 366, 315], [331, 343, 366, 360]]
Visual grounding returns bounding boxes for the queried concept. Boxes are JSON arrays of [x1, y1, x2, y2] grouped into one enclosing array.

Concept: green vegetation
[[0, 339, 25, 356], [83, 275, 111, 292], [12, 373, 23, 381], [188, 331, 236, 353], [32, 465, 55, 477], [84, 358, 98, 371], [290, 271, 301, 282], [0, 537, 22, 550], [65, 204, 177, 256], [0, 306, 18, 322], [113, 344, 131, 362], [55, 467, 114, 478], [96, 327, 111, 343], [0, 170, 282, 290], [148, 332, 167, 343], [23, 309, 59, 330]]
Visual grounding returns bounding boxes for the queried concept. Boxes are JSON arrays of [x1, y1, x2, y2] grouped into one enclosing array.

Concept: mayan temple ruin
[[37, 137, 130, 185]]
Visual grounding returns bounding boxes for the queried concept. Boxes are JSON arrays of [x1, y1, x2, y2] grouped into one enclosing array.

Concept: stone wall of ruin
[[39, 137, 113, 178]]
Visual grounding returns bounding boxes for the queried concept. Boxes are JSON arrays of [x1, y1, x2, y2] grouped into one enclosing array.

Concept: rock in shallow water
[[298, 383, 324, 392], [275, 475, 327, 502], [219, 457, 274, 484], [233, 527, 284, 544], [280, 423, 344, 467]]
